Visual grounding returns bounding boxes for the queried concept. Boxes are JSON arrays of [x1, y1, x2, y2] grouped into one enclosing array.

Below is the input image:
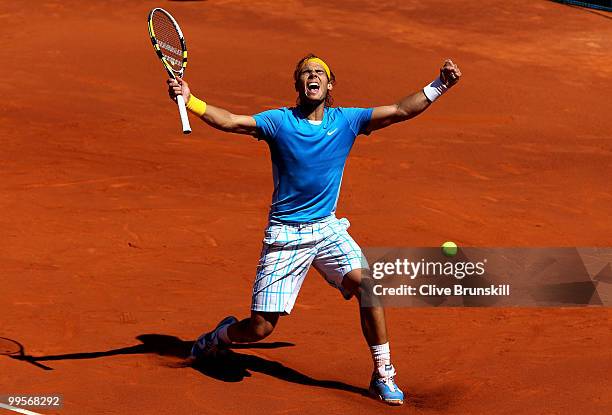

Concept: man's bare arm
[[366, 92, 431, 133], [366, 59, 462, 133], [167, 77, 258, 136], [198, 104, 258, 135]]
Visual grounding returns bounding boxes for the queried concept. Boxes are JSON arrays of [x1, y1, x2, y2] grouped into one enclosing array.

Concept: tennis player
[[167, 54, 461, 405]]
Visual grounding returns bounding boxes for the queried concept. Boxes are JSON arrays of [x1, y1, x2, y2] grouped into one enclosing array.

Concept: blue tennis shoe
[[369, 364, 404, 405]]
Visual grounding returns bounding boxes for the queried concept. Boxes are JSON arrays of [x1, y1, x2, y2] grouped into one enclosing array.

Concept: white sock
[[217, 324, 232, 345], [370, 342, 391, 369]]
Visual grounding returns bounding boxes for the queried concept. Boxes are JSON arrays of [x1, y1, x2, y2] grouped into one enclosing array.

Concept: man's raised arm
[[366, 59, 462, 133], [167, 77, 258, 136]]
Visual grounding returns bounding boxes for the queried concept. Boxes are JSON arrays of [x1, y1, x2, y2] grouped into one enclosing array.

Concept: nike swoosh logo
[[327, 128, 338, 136]]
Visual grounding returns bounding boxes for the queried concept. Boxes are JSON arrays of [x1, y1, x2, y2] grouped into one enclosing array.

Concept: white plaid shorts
[[251, 215, 368, 314]]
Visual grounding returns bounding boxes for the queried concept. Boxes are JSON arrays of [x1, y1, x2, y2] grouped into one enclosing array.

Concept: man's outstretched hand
[[440, 59, 462, 86]]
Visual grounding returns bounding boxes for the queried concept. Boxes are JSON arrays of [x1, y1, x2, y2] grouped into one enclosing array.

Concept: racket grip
[[176, 95, 192, 134]]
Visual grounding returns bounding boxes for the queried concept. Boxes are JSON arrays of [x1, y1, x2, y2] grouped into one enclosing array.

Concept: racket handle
[[176, 95, 192, 134]]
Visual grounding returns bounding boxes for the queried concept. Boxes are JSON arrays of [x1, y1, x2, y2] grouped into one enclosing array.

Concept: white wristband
[[423, 76, 448, 103]]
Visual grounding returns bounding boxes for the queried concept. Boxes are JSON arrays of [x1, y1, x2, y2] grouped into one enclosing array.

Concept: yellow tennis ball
[[441, 241, 458, 257]]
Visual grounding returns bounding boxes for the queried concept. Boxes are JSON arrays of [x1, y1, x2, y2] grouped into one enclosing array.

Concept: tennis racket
[[147, 8, 191, 134]]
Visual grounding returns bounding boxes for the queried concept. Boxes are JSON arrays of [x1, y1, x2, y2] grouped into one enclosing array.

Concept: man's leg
[[342, 269, 388, 346], [193, 222, 315, 356], [342, 268, 404, 406], [226, 311, 280, 343], [190, 311, 280, 360], [309, 217, 403, 404]]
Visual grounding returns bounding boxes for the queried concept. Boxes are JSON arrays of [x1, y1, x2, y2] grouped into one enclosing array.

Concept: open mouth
[[306, 81, 320, 94]]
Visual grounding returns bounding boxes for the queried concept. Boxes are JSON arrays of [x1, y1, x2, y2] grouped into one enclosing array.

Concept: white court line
[[0, 403, 43, 415]]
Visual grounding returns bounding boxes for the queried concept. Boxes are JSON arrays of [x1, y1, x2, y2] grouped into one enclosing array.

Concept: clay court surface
[[1, 0, 611, 414]]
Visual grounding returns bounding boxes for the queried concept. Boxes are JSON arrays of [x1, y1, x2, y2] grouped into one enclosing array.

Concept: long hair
[[293, 53, 336, 107]]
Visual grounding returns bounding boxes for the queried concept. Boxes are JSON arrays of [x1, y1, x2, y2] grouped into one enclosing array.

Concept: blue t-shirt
[[253, 106, 373, 223]]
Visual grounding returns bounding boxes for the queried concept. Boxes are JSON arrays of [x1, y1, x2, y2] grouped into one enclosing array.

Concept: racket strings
[[151, 11, 184, 72]]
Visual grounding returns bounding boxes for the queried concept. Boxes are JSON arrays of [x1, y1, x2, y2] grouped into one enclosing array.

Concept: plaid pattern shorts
[[251, 215, 368, 314]]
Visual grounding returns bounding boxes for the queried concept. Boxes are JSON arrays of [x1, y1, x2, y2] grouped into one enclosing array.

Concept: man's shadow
[[7, 334, 368, 397], [4, 335, 468, 409]]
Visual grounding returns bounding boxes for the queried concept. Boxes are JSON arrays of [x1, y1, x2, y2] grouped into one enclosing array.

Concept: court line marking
[[0, 403, 43, 415], [23, 175, 138, 189]]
